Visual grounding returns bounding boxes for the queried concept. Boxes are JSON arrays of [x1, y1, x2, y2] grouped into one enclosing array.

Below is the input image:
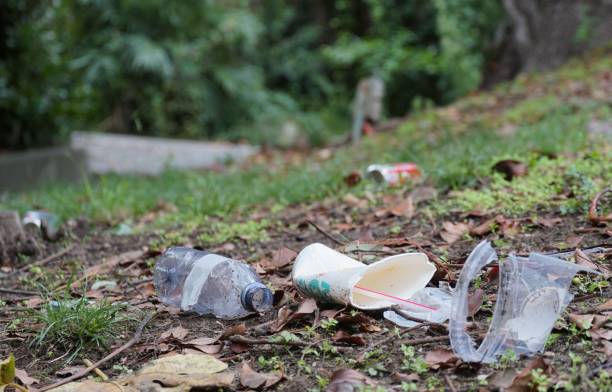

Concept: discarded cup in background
[[450, 240, 599, 364], [292, 243, 438, 314], [366, 163, 421, 186], [23, 210, 60, 240], [154, 247, 273, 320]]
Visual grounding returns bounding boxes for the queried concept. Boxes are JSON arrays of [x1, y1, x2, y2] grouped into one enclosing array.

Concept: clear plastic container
[[154, 247, 273, 320]]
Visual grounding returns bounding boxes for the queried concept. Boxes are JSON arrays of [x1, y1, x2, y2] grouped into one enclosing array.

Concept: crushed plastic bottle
[[154, 247, 273, 320]]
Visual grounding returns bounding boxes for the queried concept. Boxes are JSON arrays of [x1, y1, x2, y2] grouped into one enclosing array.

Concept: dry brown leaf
[[326, 369, 375, 392], [507, 357, 554, 392], [590, 328, 612, 340], [332, 330, 367, 346], [15, 367, 39, 387], [440, 221, 472, 244], [597, 299, 612, 311], [270, 247, 297, 268], [410, 186, 438, 205], [128, 371, 234, 390], [424, 349, 457, 369], [160, 326, 189, 341], [569, 313, 595, 330], [601, 340, 612, 358], [48, 380, 125, 392], [535, 217, 562, 228], [139, 353, 227, 375], [564, 235, 583, 248], [468, 289, 485, 317], [238, 362, 282, 390], [492, 159, 528, 181], [343, 172, 362, 187], [389, 198, 414, 218], [470, 217, 497, 236]]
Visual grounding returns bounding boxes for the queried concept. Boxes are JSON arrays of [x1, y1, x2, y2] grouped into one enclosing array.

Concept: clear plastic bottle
[[154, 247, 273, 319]]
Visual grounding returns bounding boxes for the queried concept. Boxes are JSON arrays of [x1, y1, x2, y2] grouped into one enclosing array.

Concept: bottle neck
[[241, 282, 273, 312]]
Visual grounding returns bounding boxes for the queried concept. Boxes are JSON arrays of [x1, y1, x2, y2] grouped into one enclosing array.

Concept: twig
[[390, 305, 447, 329], [400, 335, 449, 345], [367, 321, 436, 352], [0, 287, 38, 296], [306, 219, 347, 245], [39, 312, 153, 391], [10, 244, 75, 277], [83, 358, 109, 380], [229, 335, 350, 353], [588, 187, 611, 224], [443, 373, 458, 392]]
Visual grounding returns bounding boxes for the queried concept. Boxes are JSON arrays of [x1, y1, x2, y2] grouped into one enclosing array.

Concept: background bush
[[1, 0, 505, 149]]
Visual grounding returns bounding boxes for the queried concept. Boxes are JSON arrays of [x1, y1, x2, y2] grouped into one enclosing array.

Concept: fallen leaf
[[270, 247, 297, 268], [15, 368, 39, 387], [223, 323, 247, 338], [335, 312, 381, 332], [470, 217, 497, 236], [389, 198, 414, 219], [440, 221, 472, 244], [410, 186, 437, 204], [588, 188, 612, 224], [492, 159, 528, 181], [507, 357, 554, 392], [564, 235, 583, 248], [590, 328, 612, 340], [160, 326, 189, 341], [488, 368, 519, 389], [569, 313, 594, 330], [391, 372, 420, 383], [326, 369, 375, 392], [468, 289, 485, 317], [601, 340, 612, 358], [129, 372, 234, 390], [343, 172, 362, 187], [239, 362, 282, 389], [536, 217, 562, 228], [56, 366, 87, 378], [597, 299, 612, 311], [499, 218, 520, 238], [424, 350, 457, 369], [332, 330, 367, 346], [139, 353, 227, 375], [271, 299, 318, 332], [575, 249, 610, 276], [230, 341, 250, 354], [48, 380, 125, 391]]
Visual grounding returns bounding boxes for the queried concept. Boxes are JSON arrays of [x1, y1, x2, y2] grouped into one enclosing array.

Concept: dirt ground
[[1, 187, 610, 391]]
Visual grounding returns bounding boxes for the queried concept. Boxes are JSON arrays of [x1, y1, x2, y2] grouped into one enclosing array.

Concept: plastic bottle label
[[180, 254, 228, 311]]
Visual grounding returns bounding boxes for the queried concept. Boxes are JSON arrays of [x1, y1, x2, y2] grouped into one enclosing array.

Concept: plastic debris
[[383, 284, 453, 327], [366, 163, 421, 185], [292, 243, 437, 312], [154, 247, 273, 320], [23, 210, 60, 240], [450, 240, 599, 363]]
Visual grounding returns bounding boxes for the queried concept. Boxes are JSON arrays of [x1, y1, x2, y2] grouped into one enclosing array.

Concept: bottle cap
[[241, 282, 273, 312]]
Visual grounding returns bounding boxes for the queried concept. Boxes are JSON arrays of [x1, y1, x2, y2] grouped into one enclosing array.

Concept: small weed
[[316, 375, 329, 389], [320, 318, 338, 332], [297, 359, 312, 374], [401, 381, 418, 391], [257, 355, 282, 371], [30, 295, 126, 362], [270, 331, 301, 345], [492, 349, 518, 369], [400, 345, 428, 374], [529, 368, 551, 392], [198, 220, 270, 245], [424, 376, 444, 391], [545, 333, 560, 349], [359, 349, 388, 377]]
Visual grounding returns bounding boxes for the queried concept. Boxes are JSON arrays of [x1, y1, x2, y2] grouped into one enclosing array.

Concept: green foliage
[[400, 345, 428, 374], [198, 220, 270, 245], [2, 0, 506, 149], [30, 295, 126, 363]]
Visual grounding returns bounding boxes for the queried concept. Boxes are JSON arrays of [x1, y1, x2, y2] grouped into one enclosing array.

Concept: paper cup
[[292, 243, 436, 310]]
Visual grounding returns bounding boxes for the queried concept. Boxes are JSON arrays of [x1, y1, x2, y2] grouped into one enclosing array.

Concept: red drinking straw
[[353, 285, 438, 311]]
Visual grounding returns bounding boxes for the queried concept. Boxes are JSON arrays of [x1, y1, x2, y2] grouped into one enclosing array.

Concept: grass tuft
[[30, 295, 126, 363]]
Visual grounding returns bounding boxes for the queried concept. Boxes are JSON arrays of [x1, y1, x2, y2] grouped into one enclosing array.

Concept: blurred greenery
[[0, 0, 504, 149]]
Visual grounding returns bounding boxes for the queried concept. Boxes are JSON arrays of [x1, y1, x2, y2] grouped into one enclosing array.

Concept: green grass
[[1, 50, 610, 225], [30, 295, 127, 362]]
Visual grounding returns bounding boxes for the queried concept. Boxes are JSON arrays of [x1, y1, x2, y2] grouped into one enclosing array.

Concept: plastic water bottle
[[154, 247, 273, 320]]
